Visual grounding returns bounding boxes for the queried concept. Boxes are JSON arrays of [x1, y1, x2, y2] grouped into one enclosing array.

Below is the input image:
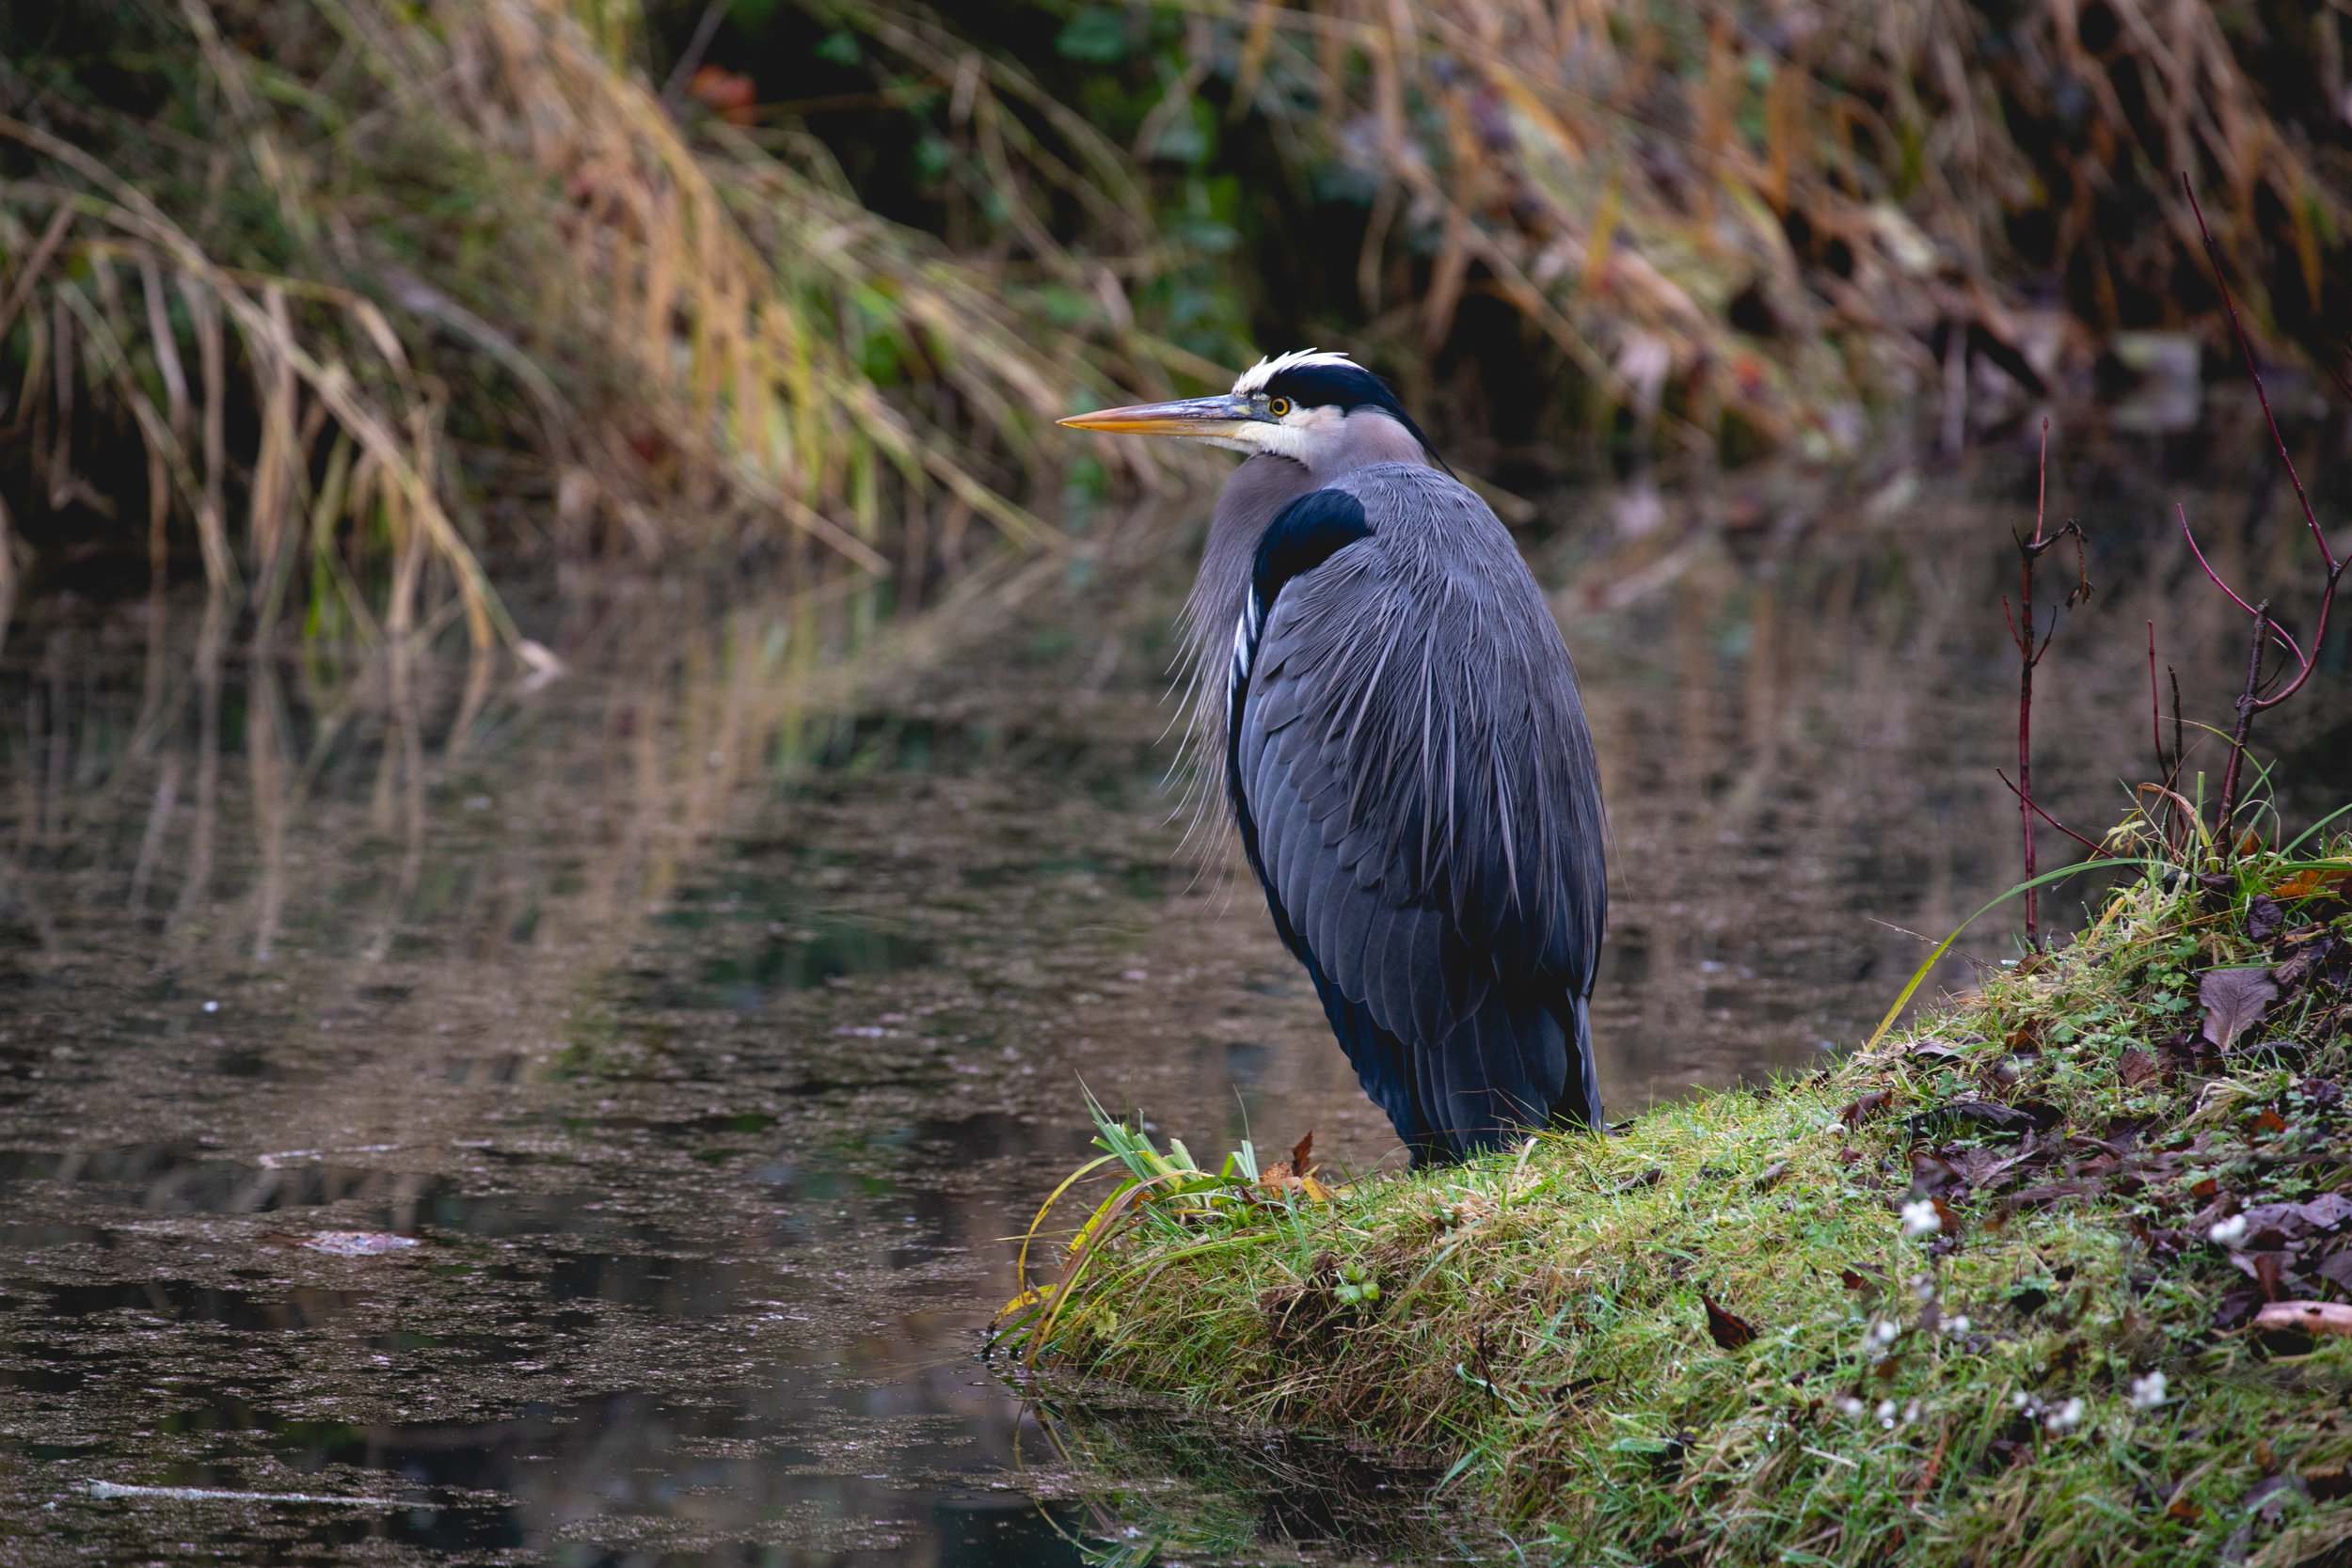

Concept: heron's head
[[1058, 350, 1440, 469]]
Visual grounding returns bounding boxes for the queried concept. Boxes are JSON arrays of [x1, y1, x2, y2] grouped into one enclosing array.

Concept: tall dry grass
[[7, 0, 2348, 662], [1148, 0, 2348, 454], [0, 0, 1213, 664]]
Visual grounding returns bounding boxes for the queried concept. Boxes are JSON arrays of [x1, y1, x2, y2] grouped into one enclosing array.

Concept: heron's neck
[[1307, 407, 1431, 481]]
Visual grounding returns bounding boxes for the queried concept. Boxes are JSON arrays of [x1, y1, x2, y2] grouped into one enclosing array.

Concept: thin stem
[[2018, 419, 2046, 945], [2180, 504, 2307, 666], [2169, 668, 2184, 781], [2216, 600, 2270, 845], [2251, 562, 2345, 712], [1995, 769, 2106, 854], [2146, 622, 2168, 777], [2182, 177, 2337, 574], [659, 0, 733, 116]]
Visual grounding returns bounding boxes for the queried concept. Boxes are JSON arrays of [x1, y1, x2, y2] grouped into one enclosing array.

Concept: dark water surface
[[4, 437, 2350, 1564]]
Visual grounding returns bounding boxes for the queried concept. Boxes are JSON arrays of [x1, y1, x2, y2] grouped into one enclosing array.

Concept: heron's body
[[1064, 353, 1606, 1164]]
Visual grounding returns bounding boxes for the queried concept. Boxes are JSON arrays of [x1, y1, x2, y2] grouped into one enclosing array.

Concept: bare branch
[[2183, 177, 2337, 575], [1995, 769, 2106, 853], [2180, 504, 2308, 668], [2216, 600, 2270, 838]]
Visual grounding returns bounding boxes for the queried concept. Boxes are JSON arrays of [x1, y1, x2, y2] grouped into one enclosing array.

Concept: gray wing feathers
[[1235, 463, 1605, 1152]]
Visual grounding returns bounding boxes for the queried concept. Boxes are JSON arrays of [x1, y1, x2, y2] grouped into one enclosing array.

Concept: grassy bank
[[1009, 834, 2352, 1565]]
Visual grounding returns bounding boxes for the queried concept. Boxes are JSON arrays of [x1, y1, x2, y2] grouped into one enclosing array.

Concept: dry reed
[[1151, 0, 2347, 455], [0, 0, 1214, 662]]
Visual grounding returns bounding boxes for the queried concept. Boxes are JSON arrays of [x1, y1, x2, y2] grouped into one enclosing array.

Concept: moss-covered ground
[[1009, 842, 2352, 1565]]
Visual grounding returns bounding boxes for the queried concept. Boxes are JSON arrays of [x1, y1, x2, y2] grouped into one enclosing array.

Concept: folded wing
[[1229, 466, 1606, 1161]]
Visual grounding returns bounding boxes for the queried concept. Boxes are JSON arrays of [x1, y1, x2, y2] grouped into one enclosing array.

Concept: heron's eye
[[1266, 397, 1293, 418]]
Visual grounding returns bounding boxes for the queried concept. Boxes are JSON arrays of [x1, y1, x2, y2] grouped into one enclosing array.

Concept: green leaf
[[1056, 8, 1131, 63]]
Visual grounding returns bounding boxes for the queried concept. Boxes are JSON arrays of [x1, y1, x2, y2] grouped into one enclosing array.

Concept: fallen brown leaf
[[1257, 1133, 1334, 1203], [1837, 1262, 1886, 1299], [2201, 966, 2279, 1052], [2233, 1194, 2352, 1243], [2253, 1300, 2352, 1338], [2273, 872, 2318, 900], [1949, 1138, 2040, 1191], [1701, 1292, 1757, 1350], [1840, 1091, 1892, 1127], [2118, 1047, 2162, 1087], [1910, 1150, 1963, 1196], [2005, 1180, 2095, 1207], [2246, 893, 2284, 942], [2215, 1288, 2264, 1331]]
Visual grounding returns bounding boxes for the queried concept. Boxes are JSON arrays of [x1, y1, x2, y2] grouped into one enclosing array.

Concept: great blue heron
[[1061, 350, 1606, 1164]]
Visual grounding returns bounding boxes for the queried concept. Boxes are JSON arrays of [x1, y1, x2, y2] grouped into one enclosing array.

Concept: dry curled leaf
[[2246, 894, 2284, 942], [1258, 1132, 1334, 1202], [2201, 966, 2279, 1052], [1701, 1292, 1758, 1350], [1840, 1091, 1892, 1127], [2254, 1301, 2352, 1338], [1436, 1191, 1497, 1227]]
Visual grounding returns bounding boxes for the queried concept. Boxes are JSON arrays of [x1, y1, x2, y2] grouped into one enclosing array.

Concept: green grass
[[1012, 839, 2352, 1565]]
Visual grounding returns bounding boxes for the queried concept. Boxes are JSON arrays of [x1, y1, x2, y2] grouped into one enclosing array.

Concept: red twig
[[2169, 178, 2350, 850], [2216, 600, 2270, 837], [2013, 416, 2051, 949], [1994, 769, 2106, 854], [2183, 178, 2337, 575], [2179, 504, 2308, 668], [2010, 419, 2077, 946], [2169, 668, 2184, 775]]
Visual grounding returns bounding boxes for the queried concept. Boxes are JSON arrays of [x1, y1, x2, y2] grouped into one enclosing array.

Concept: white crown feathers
[[1231, 348, 1359, 396]]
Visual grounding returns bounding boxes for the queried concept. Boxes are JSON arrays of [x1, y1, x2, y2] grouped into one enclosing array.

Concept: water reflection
[[3, 434, 2349, 1562]]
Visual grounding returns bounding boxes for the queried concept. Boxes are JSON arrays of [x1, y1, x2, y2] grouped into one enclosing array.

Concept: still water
[[4, 431, 2349, 1564]]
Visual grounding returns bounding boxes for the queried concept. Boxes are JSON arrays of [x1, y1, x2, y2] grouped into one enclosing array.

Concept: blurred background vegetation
[[5, 0, 2352, 652]]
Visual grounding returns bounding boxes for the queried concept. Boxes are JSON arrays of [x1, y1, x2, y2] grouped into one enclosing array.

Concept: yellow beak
[[1057, 393, 1256, 439]]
